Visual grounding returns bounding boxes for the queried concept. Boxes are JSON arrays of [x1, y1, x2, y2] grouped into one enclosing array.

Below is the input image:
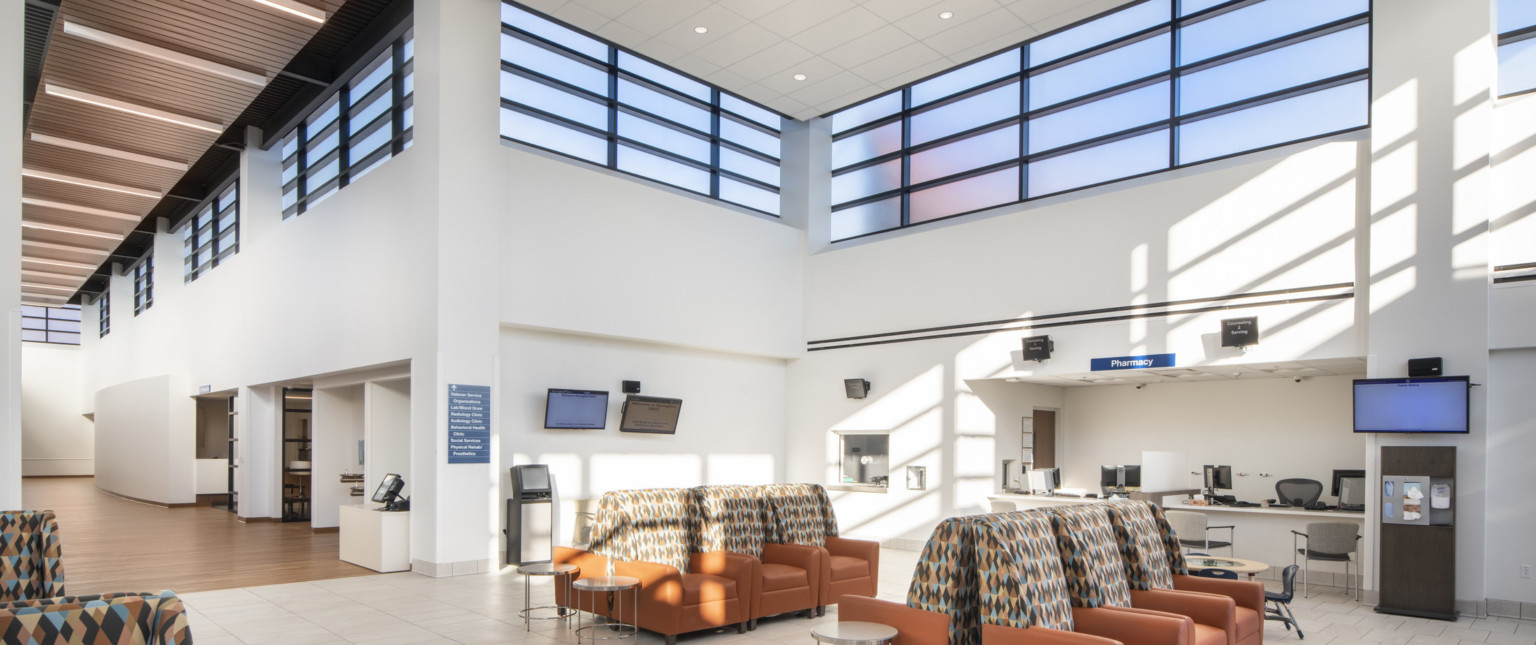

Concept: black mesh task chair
[[1266, 565, 1304, 638], [1275, 478, 1325, 508]]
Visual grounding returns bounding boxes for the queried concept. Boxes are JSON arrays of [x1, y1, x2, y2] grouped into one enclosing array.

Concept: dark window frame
[[826, 0, 1373, 242], [21, 305, 82, 345], [99, 292, 109, 338], [132, 252, 153, 316], [184, 177, 240, 283]]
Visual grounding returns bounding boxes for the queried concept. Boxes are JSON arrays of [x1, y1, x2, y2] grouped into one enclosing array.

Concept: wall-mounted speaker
[[844, 378, 870, 399], [622, 380, 641, 394], [1408, 357, 1442, 377]]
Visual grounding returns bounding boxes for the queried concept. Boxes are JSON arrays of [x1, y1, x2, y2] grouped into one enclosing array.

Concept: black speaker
[[1022, 335, 1053, 361], [622, 380, 641, 394], [1408, 357, 1442, 377], [844, 379, 870, 399]]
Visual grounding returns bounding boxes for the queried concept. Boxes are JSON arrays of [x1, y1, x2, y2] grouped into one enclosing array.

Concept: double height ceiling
[[18, 0, 355, 307]]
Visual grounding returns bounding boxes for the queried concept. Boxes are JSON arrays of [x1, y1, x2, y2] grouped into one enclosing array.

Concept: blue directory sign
[[447, 384, 490, 464], [1090, 353, 1175, 371]]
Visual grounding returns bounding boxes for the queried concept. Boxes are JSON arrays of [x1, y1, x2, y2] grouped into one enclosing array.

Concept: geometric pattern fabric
[[1042, 505, 1134, 609], [760, 483, 840, 547], [1102, 500, 1189, 590], [906, 517, 979, 645], [693, 485, 768, 559], [0, 511, 66, 603], [969, 513, 1075, 632], [0, 590, 192, 644]]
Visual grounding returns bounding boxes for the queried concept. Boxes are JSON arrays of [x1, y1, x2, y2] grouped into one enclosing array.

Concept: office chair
[[1292, 522, 1361, 599], [1275, 478, 1325, 509], [1165, 509, 1235, 555], [1265, 564, 1304, 638]]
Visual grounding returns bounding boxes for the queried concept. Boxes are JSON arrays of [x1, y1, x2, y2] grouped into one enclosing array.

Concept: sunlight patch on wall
[[1371, 204, 1419, 276], [1373, 79, 1419, 152], [954, 391, 993, 435], [591, 453, 702, 490], [1371, 266, 1418, 314], [832, 365, 943, 431], [706, 454, 776, 486]]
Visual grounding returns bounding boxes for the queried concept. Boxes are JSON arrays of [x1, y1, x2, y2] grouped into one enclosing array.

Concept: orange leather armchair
[[761, 483, 879, 609], [693, 485, 822, 626], [839, 595, 950, 645]]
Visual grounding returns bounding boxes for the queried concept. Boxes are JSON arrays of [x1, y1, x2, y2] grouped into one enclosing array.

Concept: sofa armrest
[[825, 536, 880, 588], [839, 596, 950, 645], [691, 550, 760, 616], [1129, 588, 1234, 633], [1073, 606, 1189, 645], [555, 546, 682, 608], [982, 623, 1122, 645], [151, 593, 193, 645], [1171, 575, 1264, 614]]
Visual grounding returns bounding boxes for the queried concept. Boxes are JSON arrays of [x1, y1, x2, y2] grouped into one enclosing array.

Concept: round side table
[[573, 575, 640, 643], [517, 562, 580, 631], [811, 621, 898, 645]]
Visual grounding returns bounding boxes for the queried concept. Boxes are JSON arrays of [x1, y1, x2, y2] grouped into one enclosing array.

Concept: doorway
[[282, 387, 313, 522], [1031, 409, 1056, 469]]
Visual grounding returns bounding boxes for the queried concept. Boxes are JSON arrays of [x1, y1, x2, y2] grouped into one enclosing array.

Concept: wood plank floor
[[20, 477, 375, 595]]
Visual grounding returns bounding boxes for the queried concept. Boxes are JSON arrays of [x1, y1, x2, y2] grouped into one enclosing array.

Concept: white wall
[[94, 374, 195, 504], [365, 379, 411, 501], [1, 0, 23, 509], [312, 385, 364, 528], [1056, 376, 1362, 498], [1486, 349, 1536, 605], [20, 344, 92, 476], [500, 327, 788, 549], [788, 134, 1366, 545]]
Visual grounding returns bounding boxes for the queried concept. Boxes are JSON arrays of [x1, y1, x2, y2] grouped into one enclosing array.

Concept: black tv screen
[[1353, 376, 1469, 433], [619, 395, 682, 434], [544, 389, 609, 429]]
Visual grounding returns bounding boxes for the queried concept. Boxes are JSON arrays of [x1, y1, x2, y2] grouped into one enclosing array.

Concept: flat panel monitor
[[371, 473, 403, 504], [544, 389, 609, 429], [512, 464, 552, 498], [619, 395, 683, 434], [1203, 465, 1233, 490], [1099, 464, 1141, 491], [1332, 469, 1366, 509], [1353, 376, 1469, 433], [1027, 467, 1059, 494]]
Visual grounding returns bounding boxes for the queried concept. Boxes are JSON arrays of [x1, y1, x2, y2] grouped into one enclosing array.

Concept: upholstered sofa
[[555, 488, 757, 645], [0, 590, 192, 644], [694, 485, 821, 625], [0, 511, 65, 602], [907, 515, 1190, 645], [761, 483, 879, 609]]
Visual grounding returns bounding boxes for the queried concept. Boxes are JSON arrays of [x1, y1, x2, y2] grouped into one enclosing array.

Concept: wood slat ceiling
[[19, 0, 345, 307]]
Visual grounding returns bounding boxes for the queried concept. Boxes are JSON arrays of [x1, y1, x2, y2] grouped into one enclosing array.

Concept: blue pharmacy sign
[[447, 384, 491, 464], [1090, 353, 1176, 371]]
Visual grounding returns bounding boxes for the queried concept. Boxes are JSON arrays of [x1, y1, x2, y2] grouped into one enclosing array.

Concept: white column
[[236, 385, 281, 519], [1366, 0, 1492, 608], [1, 0, 25, 509], [410, 0, 503, 576]]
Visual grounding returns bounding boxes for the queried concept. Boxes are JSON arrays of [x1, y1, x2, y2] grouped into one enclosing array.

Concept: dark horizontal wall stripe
[[1493, 261, 1536, 272], [806, 283, 1354, 352], [1494, 274, 1536, 284]]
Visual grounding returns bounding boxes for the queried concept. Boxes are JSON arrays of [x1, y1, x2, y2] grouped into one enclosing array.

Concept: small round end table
[[812, 621, 898, 645], [517, 562, 580, 631], [573, 575, 640, 643]]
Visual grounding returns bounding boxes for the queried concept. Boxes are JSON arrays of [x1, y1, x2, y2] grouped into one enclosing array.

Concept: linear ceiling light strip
[[29, 132, 189, 171], [23, 269, 90, 280], [21, 197, 142, 222], [21, 167, 162, 199], [21, 282, 79, 293], [252, 0, 327, 24], [43, 83, 224, 133], [61, 21, 269, 87], [22, 257, 99, 271], [21, 221, 125, 241], [22, 240, 112, 256]]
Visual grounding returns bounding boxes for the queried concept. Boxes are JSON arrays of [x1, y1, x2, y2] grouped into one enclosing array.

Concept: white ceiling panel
[[757, 0, 861, 39], [789, 7, 888, 53]]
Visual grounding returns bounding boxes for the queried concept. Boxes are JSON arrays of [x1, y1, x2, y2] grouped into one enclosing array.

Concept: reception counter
[[987, 493, 1366, 587]]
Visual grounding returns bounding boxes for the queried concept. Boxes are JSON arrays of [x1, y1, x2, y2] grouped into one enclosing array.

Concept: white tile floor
[[178, 548, 1536, 645]]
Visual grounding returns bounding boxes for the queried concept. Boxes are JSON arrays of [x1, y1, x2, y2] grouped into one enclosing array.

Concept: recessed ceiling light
[[29, 132, 189, 172], [694, 26, 708, 34], [21, 222, 125, 241], [251, 0, 327, 24], [22, 167, 162, 199], [44, 83, 224, 134], [62, 21, 268, 86], [939, 11, 954, 19], [793, 73, 807, 81]]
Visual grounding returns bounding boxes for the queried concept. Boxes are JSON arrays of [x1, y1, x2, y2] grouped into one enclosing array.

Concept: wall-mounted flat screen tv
[[1353, 376, 1469, 433], [544, 389, 609, 429], [619, 395, 682, 434]]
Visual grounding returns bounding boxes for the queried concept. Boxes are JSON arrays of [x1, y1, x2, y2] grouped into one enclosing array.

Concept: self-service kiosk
[[506, 464, 560, 566]]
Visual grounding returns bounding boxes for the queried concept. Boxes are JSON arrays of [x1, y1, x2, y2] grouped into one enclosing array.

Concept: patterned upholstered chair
[[694, 485, 821, 626], [760, 483, 879, 609], [969, 512, 1190, 645], [555, 488, 757, 645], [0, 511, 65, 603], [1103, 501, 1264, 645], [0, 590, 191, 644], [1044, 505, 1236, 645]]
